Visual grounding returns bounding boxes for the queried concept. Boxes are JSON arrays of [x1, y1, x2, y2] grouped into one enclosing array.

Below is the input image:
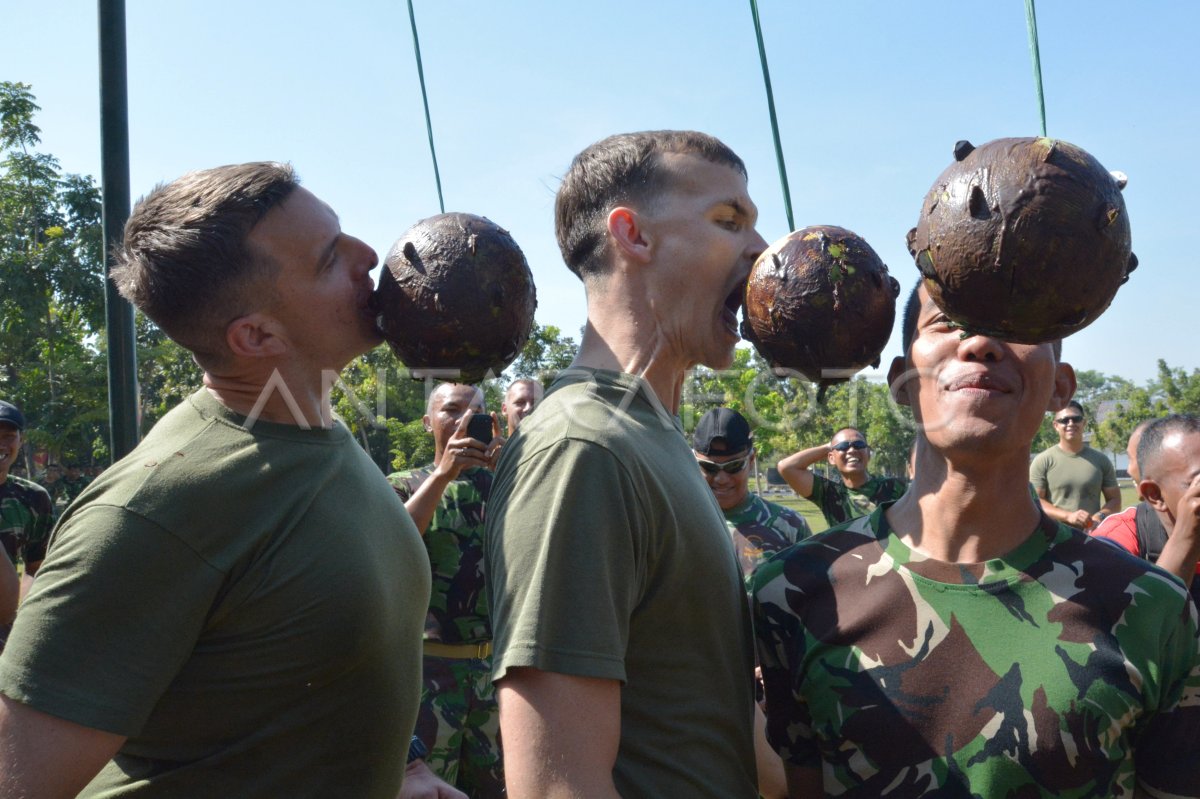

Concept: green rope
[[749, 0, 794, 231], [406, 0, 445, 213], [1024, 0, 1048, 137]]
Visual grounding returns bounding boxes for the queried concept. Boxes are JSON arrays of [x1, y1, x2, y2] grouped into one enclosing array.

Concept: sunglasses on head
[[1055, 415, 1084, 425], [832, 440, 868, 452], [697, 455, 751, 475]]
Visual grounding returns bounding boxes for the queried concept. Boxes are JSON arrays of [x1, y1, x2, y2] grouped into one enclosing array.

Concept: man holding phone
[[387, 382, 504, 797], [777, 427, 908, 528]]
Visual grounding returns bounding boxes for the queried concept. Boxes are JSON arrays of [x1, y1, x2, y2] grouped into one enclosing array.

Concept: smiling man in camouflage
[[752, 285, 1200, 797]]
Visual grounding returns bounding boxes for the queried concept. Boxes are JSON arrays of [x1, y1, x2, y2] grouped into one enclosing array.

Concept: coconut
[[909, 137, 1136, 343], [374, 212, 536, 382], [742, 225, 900, 395]]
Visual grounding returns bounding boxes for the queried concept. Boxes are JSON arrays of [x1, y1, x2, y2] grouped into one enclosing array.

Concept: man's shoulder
[[386, 466, 433, 493], [751, 513, 876, 595], [2, 475, 52, 505], [1079, 446, 1115, 467]]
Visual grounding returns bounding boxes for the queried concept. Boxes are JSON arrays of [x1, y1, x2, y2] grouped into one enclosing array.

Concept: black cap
[[0, 401, 25, 431], [692, 408, 753, 456]]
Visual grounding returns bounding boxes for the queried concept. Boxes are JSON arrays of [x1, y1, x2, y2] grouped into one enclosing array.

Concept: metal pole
[[98, 0, 139, 460]]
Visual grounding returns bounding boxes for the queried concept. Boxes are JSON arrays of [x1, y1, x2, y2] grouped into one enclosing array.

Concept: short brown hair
[[554, 131, 746, 280], [110, 162, 299, 363]]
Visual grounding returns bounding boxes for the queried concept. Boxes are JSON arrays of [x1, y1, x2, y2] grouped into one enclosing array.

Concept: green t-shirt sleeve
[[1100, 454, 1118, 490], [0, 504, 224, 735], [1029, 451, 1049, 491], [487, 439, 644, 684]]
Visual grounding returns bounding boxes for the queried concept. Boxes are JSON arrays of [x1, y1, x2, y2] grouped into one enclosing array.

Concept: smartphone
[[466, 413, 493, 444]]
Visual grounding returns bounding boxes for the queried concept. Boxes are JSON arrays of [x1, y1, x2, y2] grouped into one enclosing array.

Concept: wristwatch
[[407, 735, 429, 765]]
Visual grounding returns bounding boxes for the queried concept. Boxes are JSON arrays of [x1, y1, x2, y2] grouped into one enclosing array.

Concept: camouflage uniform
[[808, 473, 906, 528], [722, 493, 811, 585], [0, 475, 53, 649], [751, 504, 1200, 797], [388, 465, 503, 797], [59, 474, 91, 506]]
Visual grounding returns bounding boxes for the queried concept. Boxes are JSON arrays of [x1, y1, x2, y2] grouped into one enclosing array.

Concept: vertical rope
[[749, 0, 794, 231], [1024, 0, 1048, 137], [406, 0, 445, 213]]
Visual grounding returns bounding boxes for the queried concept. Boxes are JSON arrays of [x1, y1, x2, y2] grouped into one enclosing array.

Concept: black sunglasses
[[832, 440, 868, 452], [1055, 415, 1084, 425], [697, 456, 751, 475]]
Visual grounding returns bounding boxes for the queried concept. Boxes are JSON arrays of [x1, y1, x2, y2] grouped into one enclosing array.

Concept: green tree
[[0, 82, 110, 462], [1156, 359, 1200, 415], [507, 322, 578, 383]]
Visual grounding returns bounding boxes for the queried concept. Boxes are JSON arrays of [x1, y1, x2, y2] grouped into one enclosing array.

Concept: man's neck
[[203, 364, 337, 429], [1057, 438, 1085, 454], [573, 317, 689, 414], [841, 471, 870, 490], [886, 447, 1043, 563]]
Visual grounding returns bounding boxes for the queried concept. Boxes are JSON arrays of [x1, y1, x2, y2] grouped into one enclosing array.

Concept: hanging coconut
[[908, 137, 1136, 343], [374, 212, 537, 383], [742, 225, 900, 397]]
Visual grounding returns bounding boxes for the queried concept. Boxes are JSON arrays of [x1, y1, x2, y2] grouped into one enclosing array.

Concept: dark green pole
[[98, 0, 139, 460]]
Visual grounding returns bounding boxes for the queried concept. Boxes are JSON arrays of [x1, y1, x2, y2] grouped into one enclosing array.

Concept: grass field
[[764, 483, 1142, 536]]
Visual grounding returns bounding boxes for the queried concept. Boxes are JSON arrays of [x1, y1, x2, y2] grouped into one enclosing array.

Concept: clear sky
[[4, 0, 1197, 386]]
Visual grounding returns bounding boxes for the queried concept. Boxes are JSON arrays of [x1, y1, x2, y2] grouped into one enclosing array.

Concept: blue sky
[[5, 1, 1197, 386]]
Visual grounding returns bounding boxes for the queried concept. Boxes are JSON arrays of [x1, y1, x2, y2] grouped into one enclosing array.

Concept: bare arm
[[1035, 488, 1092, 529], [403, 415, 492, 535], [776, 444, 832, 499], [397, 759, 468, 799], [1099, 486, 1123, 517], [0, 694, 125, 798], [1154, 482, 1200, 587], [783, 764, 823, 798], [497, 668, 621, 798]]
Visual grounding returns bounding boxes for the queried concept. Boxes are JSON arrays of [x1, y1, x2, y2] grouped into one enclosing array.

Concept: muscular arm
[[0, 694, 125, 798], [1100, 485, 1122, 516], [497, 668, 621, 799], [776, 444, 832, 499]]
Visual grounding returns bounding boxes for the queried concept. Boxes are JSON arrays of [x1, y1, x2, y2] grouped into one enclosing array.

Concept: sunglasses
[[1055, 415, 1084, 425], [832, 440, 868, 452], [697, 455, 751, 475]]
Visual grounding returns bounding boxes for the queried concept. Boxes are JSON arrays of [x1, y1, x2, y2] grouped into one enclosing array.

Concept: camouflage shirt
[[751, 504, 1200, 797], [723, 493, 811, 584], [0, 475, 53, 567], [808, 473, 906, 528], [59, 475, 91, 505], [388, 466, 492, 644]]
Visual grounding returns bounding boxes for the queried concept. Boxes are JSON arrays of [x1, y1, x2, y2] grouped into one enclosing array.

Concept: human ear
[[607, 207, 651, 264], [1046, 361, 1077, 413], [888, 355, 912, 407], [225, 313, 287, 359], [1141, 480, 1168, 513]]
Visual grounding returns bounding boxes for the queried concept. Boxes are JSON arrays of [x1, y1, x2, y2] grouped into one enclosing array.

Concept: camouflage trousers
[[415, 653, 504, 797]]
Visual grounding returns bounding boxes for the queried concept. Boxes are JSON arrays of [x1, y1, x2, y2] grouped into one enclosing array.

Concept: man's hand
[[1171, 480, 1200, 548], [397, 759, 468, 799], [433, 413, 492, 481], [1152, 479, 1200, 587], [1065, 509, 1093, 529]]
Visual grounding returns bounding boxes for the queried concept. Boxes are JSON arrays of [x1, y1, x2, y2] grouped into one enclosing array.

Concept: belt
[[423, 640, 493, 659]]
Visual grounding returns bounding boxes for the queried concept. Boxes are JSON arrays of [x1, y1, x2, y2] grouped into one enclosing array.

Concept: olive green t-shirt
[[1029, 444, 1117, 517], [0, 390, 430, 798], [486, 369, 758, 798]]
